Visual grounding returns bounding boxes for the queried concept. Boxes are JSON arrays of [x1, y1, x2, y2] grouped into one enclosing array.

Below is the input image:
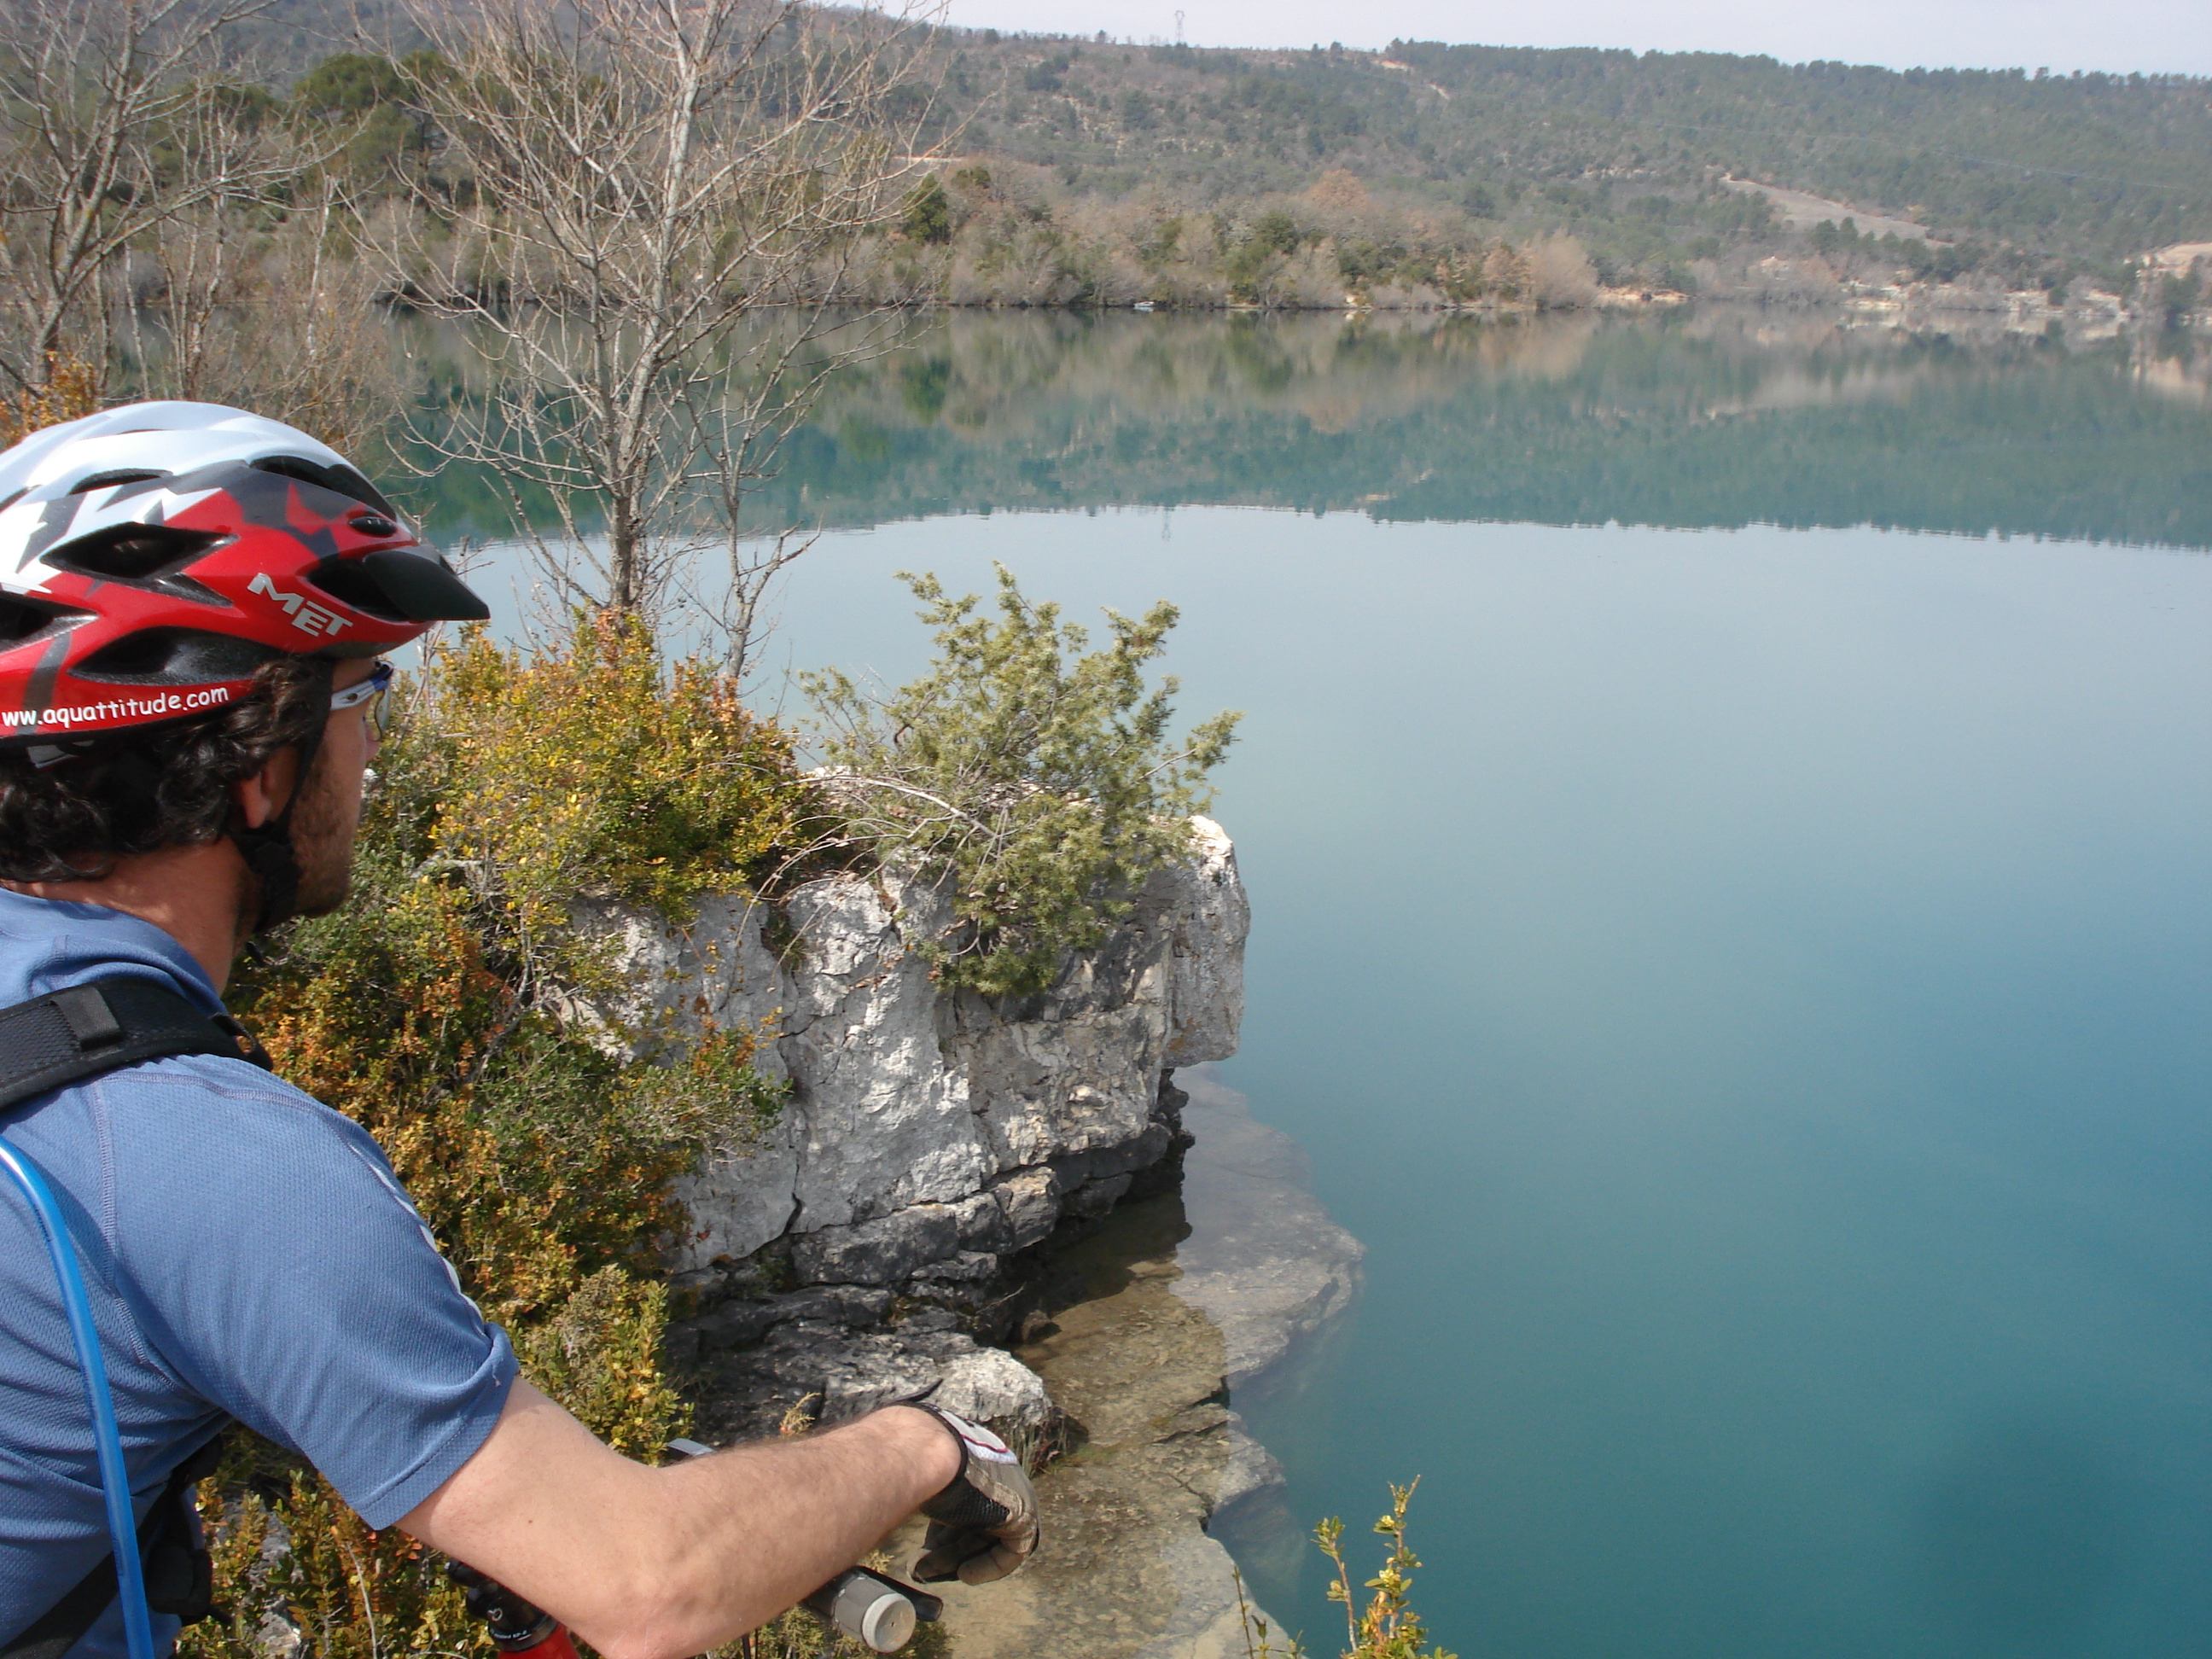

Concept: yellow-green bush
[[182, 618, 812, 1656], [0, 355, 100, 448], [429, 615, 809, 937], [1240, 1483, 1456, 1659]]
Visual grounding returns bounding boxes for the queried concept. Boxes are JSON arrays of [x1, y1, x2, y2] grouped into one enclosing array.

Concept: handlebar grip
[[444, 1562, 577, 1656]]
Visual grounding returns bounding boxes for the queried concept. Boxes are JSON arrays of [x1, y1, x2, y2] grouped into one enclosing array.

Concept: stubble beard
[[277, 747, 361, 921]]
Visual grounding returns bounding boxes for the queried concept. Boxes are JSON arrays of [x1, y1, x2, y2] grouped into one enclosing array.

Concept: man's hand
[[909, 1408, 1041, 1585]]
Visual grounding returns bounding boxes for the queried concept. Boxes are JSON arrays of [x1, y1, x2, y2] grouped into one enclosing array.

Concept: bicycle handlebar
[[804, 1564, 945, 1651], [446, 1559, 938, 1656]]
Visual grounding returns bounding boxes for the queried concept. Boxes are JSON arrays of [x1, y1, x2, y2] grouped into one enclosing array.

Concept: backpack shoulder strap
[[0, 1424, 233, 1659], [0, 975, 261, 1656], [0, 975, 271, 1115]]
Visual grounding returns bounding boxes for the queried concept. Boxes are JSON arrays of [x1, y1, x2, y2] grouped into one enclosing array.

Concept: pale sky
[[938, 0, 2212, 77]]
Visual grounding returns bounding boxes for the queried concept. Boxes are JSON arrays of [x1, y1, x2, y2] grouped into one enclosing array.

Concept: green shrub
[[903, 177, 955, 245], [1226, 211, 1307, 301], [182, 620, 803, 1656], [803, 567, 1238, 998]]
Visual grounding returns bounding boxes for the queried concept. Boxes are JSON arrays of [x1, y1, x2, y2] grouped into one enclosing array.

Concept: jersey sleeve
[[102, 1055, 520, 1529]]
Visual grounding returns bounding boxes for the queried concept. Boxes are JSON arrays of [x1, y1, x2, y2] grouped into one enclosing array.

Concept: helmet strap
[[227, 661, 334, 934]]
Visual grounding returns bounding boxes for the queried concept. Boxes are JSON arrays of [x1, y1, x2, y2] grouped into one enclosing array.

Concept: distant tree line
[[7, 0, 2201, 446]]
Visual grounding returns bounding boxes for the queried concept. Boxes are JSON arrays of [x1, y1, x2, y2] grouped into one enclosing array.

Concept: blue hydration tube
[[0, 1133, 156, 1659]]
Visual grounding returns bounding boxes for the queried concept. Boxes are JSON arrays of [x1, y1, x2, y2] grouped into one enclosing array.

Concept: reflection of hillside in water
[[416, 309, 2212, 550]]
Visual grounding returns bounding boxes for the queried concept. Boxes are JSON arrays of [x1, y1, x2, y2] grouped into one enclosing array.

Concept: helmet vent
[[49, 524, 223, 584], [0, 594, 87, 647], [308, 551, 489, 624], [70, 468, 166, 495], [251, 456, 398, 519], [75, 627, 275, 685]]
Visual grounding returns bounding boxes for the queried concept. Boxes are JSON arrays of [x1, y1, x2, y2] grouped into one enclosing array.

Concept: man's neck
[[3, 841, 253, 992]]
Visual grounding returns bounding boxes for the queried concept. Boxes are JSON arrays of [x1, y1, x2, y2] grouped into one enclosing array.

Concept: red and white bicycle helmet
[[0, 400, 486, 750]]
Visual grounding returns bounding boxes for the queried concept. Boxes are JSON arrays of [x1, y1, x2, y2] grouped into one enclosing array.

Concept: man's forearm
[[605, 1404, 958, 1656], [403, 1380, 963, 1659]]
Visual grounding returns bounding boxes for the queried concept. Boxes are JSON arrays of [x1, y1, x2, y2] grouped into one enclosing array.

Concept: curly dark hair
[[0, 656, 333, 882]]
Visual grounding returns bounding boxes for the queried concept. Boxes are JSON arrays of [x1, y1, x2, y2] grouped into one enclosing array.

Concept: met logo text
[[248, 571, 352, 637]]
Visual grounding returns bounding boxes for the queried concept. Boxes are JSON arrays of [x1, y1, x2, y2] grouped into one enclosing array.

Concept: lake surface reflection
[[416, 306, 2212, 555], [426, 310, 2212, 1659]]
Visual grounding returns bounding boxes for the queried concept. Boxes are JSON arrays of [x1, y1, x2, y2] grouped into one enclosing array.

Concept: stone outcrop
[[579, 818, 1249, 1442], [583, 820, 1365, 1657]]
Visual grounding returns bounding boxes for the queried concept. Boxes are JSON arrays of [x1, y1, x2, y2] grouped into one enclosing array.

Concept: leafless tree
[[395, 0, 943, 673], [128, 163, 411, 455], [0, 0, 295, 394]]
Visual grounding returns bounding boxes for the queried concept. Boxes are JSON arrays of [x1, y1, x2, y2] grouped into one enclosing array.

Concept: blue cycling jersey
[[0, 889, 517, 1657]]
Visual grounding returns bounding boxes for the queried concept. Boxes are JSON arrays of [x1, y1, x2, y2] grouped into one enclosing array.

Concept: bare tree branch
[[0, 0, 292, 392], [393, 0, 945, 662]]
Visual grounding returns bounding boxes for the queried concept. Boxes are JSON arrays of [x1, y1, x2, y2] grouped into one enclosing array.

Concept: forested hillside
[[1378, 44, 2207, 255], [244, 0, 2211, 296], [899, 33, 2210, 272]]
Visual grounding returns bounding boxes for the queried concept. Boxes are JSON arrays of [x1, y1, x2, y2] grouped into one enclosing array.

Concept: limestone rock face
[[1161, 818, 1246, 1065], [581, 817, 1371, 1659], [579, 818, 1248, 1440]]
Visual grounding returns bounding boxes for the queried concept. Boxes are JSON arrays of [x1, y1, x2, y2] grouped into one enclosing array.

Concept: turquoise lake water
[[431, 311, 2212, 1659]]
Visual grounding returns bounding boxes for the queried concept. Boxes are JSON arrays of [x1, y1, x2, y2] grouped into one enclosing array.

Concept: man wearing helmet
[[0, 405, 1036, 1659]]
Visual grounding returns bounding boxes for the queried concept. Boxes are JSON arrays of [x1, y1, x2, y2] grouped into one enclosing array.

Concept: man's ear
[[233, 746, 300, 830]]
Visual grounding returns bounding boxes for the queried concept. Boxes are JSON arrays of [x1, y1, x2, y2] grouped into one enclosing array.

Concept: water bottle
[[803, 1565, 937, 1652]]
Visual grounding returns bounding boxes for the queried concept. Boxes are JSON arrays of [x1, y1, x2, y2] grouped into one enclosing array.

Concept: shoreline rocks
[[924, 1070, 1364, 1658], [1172, 1067, 1364, 1396]]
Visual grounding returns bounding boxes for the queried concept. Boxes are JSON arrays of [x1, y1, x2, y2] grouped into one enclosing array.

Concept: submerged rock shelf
[[932, 1072, 1362, 1659]]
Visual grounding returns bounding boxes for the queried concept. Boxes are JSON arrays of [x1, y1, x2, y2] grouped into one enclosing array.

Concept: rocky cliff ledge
[[586, 819, 1365, 1655], [579, 818, 1252, 1443]]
